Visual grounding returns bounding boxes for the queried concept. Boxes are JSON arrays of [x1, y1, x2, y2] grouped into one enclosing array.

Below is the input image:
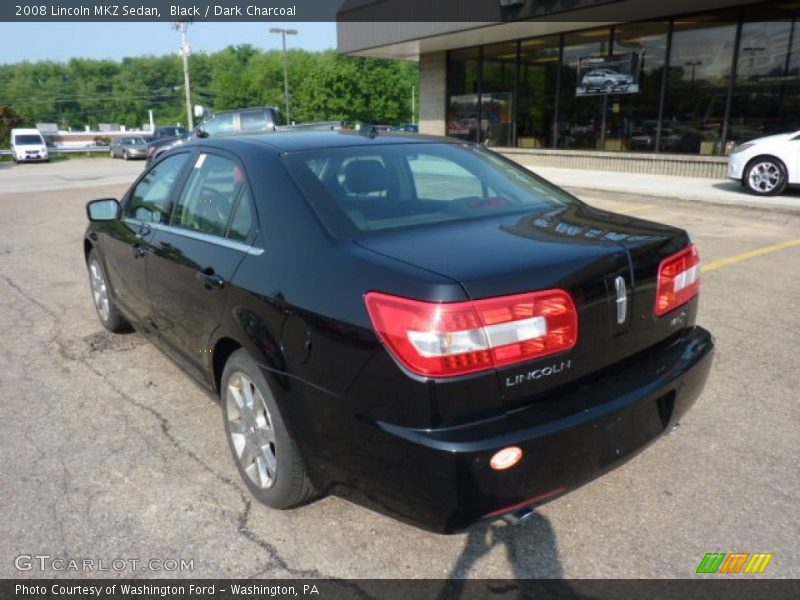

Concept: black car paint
[[85, 132, 713, 532]]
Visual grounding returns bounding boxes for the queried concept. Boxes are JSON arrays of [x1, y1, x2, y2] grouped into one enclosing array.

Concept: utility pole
[[174, 21, 194, 130], [269, 27, 298, 123]]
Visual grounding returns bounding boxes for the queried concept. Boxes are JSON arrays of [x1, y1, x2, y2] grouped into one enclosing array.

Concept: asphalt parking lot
[[0, 158, 798, 580]]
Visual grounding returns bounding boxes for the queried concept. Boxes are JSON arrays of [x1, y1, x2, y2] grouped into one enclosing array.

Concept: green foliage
[[0, 105, 21, 147], [0, 47, 419, 141]]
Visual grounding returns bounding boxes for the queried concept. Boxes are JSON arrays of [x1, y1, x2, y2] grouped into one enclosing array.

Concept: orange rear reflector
[[490, 446, 524, 470]]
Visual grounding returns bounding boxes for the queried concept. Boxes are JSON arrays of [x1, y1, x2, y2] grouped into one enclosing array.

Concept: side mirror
[[86, 198, 119, 222]]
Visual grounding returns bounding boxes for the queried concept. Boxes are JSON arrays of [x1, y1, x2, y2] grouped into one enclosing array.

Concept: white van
[[10, 128, 49, 163]]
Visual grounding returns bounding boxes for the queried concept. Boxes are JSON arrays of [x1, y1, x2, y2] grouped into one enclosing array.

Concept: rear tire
[[745, 156, 787, 196], [87, 250, 130, 333], [221, 349, 315, 509]]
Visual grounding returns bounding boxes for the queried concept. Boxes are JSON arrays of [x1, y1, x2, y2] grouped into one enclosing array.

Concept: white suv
[[11, 128, 49, 163]]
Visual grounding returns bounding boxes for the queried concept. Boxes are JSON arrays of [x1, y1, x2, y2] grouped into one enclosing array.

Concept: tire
[[87, 250, 130, 333], [110, 149, 115, 158], [604, 81, 614, 94], [123, 151, 129, 161], [745, 156, 787, 196], [221, 349, 315, 509]]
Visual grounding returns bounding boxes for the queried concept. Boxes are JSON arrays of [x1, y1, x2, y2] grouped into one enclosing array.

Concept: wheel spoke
[[228, 383, 246, 412], [242, 378, 256, 408], [255, 455, 269, 487]]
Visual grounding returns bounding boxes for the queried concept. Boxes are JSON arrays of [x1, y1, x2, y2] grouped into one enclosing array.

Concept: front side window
[[284, 143, 575, 235], [200, 113, 235, 136], [126, 153, 190, 223], [173, 153, 248, 237]]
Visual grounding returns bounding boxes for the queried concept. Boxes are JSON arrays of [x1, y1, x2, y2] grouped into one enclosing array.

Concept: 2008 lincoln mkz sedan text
[[83, 131, 714, 532]]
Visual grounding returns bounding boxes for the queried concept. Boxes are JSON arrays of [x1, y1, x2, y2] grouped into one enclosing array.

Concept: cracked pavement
[[0, 159, 797, 581]]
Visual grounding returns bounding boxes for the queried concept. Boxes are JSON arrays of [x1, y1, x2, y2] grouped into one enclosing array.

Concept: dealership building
[[338, 0, 799, 177]]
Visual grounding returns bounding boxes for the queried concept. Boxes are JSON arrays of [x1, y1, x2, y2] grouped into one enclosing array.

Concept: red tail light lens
[[364, 290, 578, 378], [655, 244, 700, 316]]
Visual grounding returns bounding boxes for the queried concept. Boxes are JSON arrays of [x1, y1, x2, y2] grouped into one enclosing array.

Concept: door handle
[[197, 270, 225, 290]]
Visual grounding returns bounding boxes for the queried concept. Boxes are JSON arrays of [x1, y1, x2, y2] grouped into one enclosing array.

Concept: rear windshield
[[283, 143, 576, 236], [14, 135, 43, 145]]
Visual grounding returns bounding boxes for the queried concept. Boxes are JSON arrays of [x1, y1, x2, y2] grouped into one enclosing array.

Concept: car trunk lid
[[356, 203, 692, 420]]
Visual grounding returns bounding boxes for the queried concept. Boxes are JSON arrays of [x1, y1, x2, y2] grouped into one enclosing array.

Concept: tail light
[[364, 290, 578, 378], [655, 244, 700, 316]]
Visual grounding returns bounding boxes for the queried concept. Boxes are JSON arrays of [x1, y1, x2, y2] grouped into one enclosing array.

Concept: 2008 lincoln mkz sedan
[[84, 131, 714, 532]]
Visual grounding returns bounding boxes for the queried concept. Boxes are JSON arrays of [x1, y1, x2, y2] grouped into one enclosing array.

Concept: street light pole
[[269, 27, 298, 123]]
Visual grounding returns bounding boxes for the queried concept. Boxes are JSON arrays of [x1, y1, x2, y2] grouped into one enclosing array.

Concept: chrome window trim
[[123, 218, 264, 256]]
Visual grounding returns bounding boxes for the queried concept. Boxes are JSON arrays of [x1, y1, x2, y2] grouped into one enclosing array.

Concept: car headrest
[[343, 159, 387, 195]]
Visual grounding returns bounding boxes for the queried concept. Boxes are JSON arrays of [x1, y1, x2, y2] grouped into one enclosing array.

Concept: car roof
[[188, 130, 460, 154]]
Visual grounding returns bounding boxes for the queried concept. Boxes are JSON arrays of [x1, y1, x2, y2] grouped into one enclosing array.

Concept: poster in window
[[576, 53, 642, 96]]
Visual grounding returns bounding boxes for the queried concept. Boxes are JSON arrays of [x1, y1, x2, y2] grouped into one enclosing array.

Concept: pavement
[[525, 165, 800, 212], [0, 158, 798, 582]]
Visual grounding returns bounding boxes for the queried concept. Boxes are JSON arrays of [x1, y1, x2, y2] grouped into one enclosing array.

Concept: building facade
[[338, 0, 799, 174]]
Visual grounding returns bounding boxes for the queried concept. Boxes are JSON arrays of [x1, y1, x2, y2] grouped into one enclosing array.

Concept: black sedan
[[83, 132, 714, 532]]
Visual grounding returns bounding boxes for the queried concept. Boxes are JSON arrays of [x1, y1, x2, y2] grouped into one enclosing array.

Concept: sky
[[0, 22, 337, 64]]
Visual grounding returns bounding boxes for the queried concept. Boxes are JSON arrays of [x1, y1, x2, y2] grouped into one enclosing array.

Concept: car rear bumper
[[338, 325, 714, 532]]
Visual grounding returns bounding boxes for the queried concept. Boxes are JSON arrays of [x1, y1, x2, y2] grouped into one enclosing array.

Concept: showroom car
[[727, 130, 800, 196], [581, 68, 633, 93], [83, 131, 714, 532]]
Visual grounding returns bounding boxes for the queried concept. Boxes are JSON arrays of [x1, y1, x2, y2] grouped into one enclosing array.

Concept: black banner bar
[[2, 579, 800, 600], [2, 0, 635, 23]]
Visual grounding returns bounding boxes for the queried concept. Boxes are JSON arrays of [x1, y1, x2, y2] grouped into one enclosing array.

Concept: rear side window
[[172, 153, 248, 238], [240, 110, 269, 132], [127, 153, 190, 223], [283, 143, 576, 235]]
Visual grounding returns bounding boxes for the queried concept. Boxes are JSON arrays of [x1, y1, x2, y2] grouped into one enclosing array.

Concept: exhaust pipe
[[502, 506, 534, 525]]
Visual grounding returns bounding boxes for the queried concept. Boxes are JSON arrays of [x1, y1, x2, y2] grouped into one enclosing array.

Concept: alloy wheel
[[226, 372, 278, 489], [748, 162, 781, 193], [88, 259, 110, 322]]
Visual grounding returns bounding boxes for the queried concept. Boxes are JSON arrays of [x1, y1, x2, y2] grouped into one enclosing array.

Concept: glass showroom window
[[447, 47, 481, 143], [728, 7, 800, 146], [481, 42, 518, 147], [559, 28, 612, 150], [611, 22, 669, 152], [517, 35, 560, 149], [661, 15, 738, 154]]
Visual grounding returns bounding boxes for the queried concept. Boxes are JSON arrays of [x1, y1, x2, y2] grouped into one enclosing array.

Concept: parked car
[[10, 128, 49, 163], [727, 130, 800, 196], [151, 126, 189, 139], [109, 136, 149, 160], [581, 68, 633, 93], [392, 123, 419, 133], [146, 107, 343, 165], [84, 131, 714, 532]]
